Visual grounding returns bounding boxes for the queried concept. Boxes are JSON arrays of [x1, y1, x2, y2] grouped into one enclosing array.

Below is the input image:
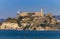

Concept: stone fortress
[[0, 8, 59, 30]]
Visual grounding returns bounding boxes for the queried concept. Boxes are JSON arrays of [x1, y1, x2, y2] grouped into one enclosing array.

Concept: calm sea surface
[[0, 30, 60, 39]]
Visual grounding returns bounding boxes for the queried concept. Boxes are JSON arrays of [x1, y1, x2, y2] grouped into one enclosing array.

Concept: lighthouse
[[40, 8, 44, 16]]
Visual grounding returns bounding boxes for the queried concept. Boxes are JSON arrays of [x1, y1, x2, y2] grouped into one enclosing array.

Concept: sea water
[[0, 30, 60, 39]]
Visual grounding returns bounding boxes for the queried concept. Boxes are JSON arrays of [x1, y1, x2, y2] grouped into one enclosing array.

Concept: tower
[[41, 8, 43, 13], [40, 8, 44, 16]]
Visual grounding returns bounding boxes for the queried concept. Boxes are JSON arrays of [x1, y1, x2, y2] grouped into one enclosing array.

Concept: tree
[[17, 16, 24, 27], [23, 23, 30, 30]]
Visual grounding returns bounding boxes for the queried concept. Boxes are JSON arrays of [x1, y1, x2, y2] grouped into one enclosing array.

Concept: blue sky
[[0, 0, 60, 18]]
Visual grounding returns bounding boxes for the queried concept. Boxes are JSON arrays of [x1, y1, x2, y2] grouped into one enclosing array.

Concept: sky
[[0, 0, 60, 18]]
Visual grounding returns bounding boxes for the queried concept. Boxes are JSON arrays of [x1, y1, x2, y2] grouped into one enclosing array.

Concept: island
[[0, 8, 60, 30]]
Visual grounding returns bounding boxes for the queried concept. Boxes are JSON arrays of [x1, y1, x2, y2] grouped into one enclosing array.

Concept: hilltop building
[[16, 8, 44, 18]]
